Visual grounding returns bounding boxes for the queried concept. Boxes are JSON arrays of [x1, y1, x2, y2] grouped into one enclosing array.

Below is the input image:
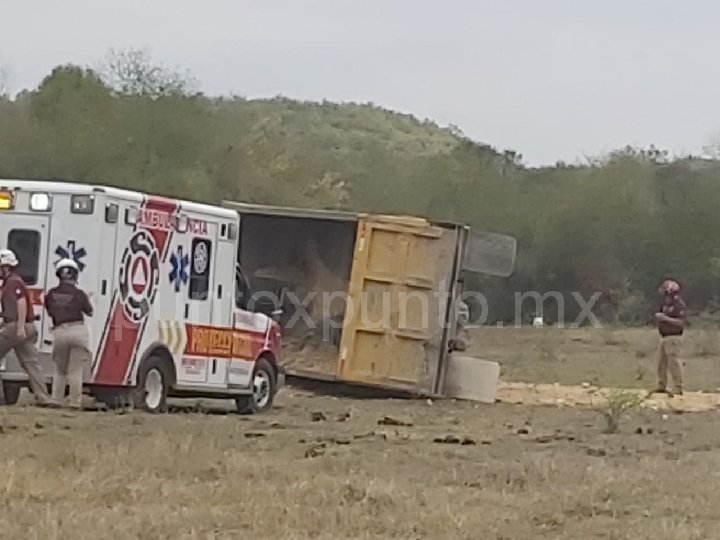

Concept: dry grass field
[[1, 325, 719, 539]]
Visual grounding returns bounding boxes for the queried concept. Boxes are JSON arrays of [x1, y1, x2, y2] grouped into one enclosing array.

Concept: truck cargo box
[[222, 202, 515, 397]]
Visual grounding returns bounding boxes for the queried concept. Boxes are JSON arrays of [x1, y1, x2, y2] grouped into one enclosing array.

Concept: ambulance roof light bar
[[125, 206, 138, 225], [30, 192, 52, 212], [175, 213, 188, 233], [0, 190, 14, 210], [71, 194, 94, 214]]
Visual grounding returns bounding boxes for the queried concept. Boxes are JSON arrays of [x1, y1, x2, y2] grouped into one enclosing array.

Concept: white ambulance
[[0, 180, 285, 413]]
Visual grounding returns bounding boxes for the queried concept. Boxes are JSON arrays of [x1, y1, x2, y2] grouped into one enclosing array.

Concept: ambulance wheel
[[235, 358, 275, 415], [136, 356, 171, 414], [1, 382, 22, 405]]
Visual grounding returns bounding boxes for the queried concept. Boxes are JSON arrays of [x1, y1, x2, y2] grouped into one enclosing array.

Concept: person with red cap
[[654, 279, 686, 397]]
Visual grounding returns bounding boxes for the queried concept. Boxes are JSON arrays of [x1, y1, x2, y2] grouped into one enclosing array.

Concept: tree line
[[1, 49, 718, 323]]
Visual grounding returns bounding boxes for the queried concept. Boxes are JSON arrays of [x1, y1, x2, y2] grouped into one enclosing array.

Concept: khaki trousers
[[52, 323, 90, 408], [0, 322, 51, 404], [658, 335, 683, 393]]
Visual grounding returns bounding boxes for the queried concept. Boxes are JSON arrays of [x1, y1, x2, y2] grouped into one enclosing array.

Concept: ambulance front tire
[[1, 382, 22, 405], [235, 357, 276, 415], [135, 355, 172, 414]]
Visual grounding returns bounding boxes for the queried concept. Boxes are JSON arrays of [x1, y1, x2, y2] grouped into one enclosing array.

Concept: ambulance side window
[[189, 238, 212, 301], [7, 229, 40, 285]]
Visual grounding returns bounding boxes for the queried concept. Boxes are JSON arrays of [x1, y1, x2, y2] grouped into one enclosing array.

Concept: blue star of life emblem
[[55, 240, 87, 271], [169, 245, 189, 292]]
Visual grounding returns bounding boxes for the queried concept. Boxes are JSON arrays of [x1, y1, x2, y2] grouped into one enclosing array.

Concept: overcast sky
[[1, 0, 718, 165]]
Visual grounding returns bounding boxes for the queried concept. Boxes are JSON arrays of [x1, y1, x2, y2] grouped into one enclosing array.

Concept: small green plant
[[601, 389, 646, 434]]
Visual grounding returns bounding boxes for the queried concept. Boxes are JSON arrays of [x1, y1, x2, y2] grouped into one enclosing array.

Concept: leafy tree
[[98, 48, 199, 98]]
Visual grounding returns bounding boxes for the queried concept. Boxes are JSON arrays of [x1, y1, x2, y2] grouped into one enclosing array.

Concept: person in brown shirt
[[654, 279, 686, 397], [0, 249, 54, 405], [44, 258, 93, 409]]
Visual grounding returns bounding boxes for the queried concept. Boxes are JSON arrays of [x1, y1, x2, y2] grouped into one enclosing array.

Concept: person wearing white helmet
[[0, 248, 54, 406], [44, 258, 93, 409]]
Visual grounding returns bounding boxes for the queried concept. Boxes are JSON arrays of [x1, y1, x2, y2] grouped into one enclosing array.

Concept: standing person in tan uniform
[[0, 249, 54, 406], [654, 279, 686, 397], [44, 258, 93, 409]]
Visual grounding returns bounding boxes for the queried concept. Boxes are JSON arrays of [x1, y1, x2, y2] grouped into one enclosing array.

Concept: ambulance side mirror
[[272, 286, 287, 322], [276, 286, 287, 308], [252, 296, 281, 319]]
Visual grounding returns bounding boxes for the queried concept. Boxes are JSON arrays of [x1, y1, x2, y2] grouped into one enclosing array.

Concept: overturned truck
[[222, 202, 516, 397]]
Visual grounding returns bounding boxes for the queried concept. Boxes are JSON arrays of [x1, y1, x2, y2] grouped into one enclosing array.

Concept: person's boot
[[33, 392, 62, 408], [651, 386, 673, 397], [63, 399, 84, 411]]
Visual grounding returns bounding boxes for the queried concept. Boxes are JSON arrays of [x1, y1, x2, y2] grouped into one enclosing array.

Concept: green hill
[[0, 66, 499, 212], [240, 98, 462, 156]]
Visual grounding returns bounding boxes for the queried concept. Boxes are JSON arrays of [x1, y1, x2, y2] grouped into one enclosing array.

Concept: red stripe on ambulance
[[93, 196, 178, 386]]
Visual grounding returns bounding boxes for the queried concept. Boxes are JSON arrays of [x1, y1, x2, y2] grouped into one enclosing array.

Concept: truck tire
[[135, 356, 171, 414], [235, 357, 276, 415], [1, 382, 22, 405]]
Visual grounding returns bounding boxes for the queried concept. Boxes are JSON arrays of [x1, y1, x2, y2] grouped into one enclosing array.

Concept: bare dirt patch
[[497, 382, 720, 412]]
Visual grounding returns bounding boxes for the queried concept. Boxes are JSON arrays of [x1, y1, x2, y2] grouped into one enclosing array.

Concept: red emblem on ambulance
[[118, 230, 160, 323]]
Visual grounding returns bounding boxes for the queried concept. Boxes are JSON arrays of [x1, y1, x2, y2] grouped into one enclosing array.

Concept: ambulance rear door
[[42, 192, 104, 356], [5, 214, 51, 341]]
